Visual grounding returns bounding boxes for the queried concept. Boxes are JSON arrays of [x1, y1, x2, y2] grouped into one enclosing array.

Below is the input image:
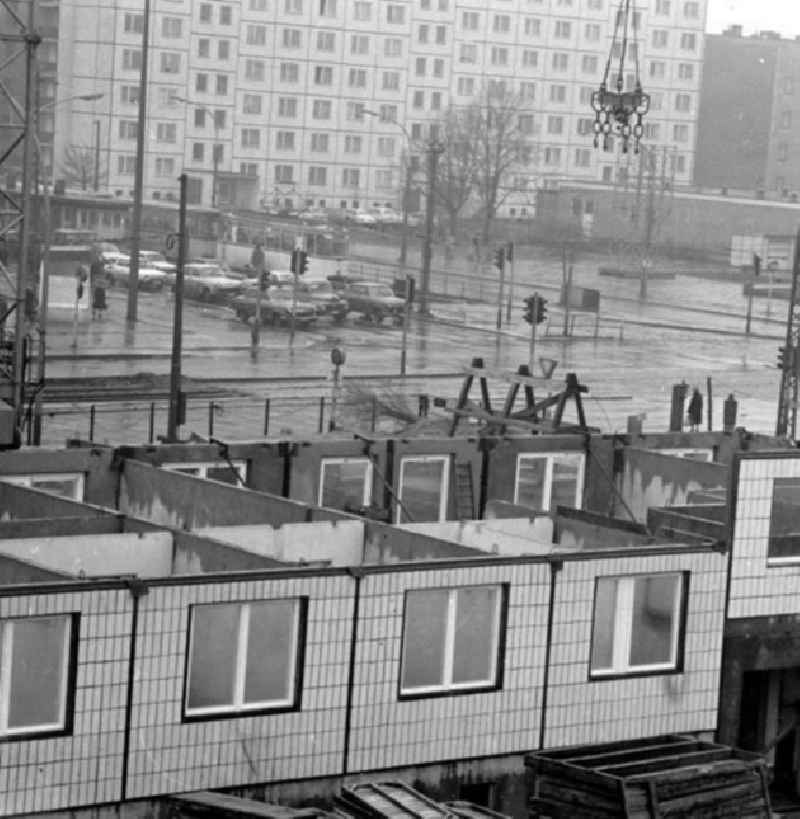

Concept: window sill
[[588, 667, 682, 682], [398, 682, 501, 702], [183, 702, 299, 723], [0, 725, 70, 743], [767, 557, 800, 567]]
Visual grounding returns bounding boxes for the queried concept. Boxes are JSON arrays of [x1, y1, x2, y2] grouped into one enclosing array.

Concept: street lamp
[[170, 95, 221, 208], [33, 91, 103, 444]]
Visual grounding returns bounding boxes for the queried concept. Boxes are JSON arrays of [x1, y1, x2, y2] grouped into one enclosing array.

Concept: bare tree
[[433, 106, 479, 239], [59, 145, 103, 191]]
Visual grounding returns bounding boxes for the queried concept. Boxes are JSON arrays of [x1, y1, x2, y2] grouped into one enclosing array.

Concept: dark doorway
[[458, 781, 494, 808]]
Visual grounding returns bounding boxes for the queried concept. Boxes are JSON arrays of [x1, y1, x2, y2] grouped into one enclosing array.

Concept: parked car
[[341, 280, 406, 325], [371, 207, 403, 226], [231, 284, 317, 328], [298, 207, 328, 225], [327, 270, 363, 291], [350, 209, 377, 227], [106, 262, 167, 291], [137, 250, 176, 282], [296, 276, 349, 322], [182, 263, 244, 302]]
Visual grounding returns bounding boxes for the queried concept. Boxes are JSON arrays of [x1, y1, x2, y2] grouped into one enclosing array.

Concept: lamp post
[[33, 92, 103, 444], [170, 96, 221, 208]]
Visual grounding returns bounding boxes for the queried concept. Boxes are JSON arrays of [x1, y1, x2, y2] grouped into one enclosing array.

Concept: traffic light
[[536, 296, 548, 324], [753, 253, 761, 278], [523, 294, 536, 324], [778, 345, 796, 371], [493, 246, 505, 269], [300, 250, 309, 275], [506, 242, 514, 262], [258, 270, 269, 291], [291, 249, 309, 276]]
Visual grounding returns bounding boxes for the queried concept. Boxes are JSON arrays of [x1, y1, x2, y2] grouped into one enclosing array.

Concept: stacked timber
[[525, 734, 771, 818]]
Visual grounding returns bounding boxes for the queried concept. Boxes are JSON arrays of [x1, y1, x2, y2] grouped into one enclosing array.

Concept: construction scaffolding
[[0, 0, 41, 446]]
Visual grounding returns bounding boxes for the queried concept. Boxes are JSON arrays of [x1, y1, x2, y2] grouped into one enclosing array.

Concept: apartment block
[[51, 0, 707, 212]]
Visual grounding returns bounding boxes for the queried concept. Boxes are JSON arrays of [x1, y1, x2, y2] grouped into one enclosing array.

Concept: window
[[462, 11, 479, 30], [675, 93, 691, 112], [317, 31, 335, 51], [522, 50, 538, 68], [123, 49, 142, 71], [198, 39, 210, 58], [283, 28, 301, 48], [199, 3, 212, 21], [284, 0, 302, 12], [585, 22, 600, 40], [354, 1, 371, 19], [552, 52, 568, 71], [459, 44, 477, 64], [652, 29, 668, 48], [242, 128, 260, 148], [550, 84, 567, 103], [121, 85, 139, 105], [767, 478, 800, 561], [276, 131, 295, 150], [247, 25, 266, 45], [124, 13, 143, 33], [246, 60, 266, 82], [582, 54, 598, 73], [0, 615, 76, 737], [162, 16, 182, 37], [655, 0, 670, 12], [216, 74, 229, 95], [554, 20, 571, 38], [547, 115, 563, 135], [519, 114, 534, 134], [280, 62, 299, 82], [386, 4, 405, 23], [378, 137, 396, 156], [311, 133, 329, 152], [418, 24, 428, 44], [520, 81, 535, 100], [458, 76, 475, 96], [590, 574, 686, 677], [383, 71, 400, 90], [412, 90, 424, 109], [340, 168, 359, 187], [492, 47, 508, 66], [319, 0, 337, 15], [650, 61, 666, 79], [346, 68, 366, 88], [415, 57, 426, 76], [514, 453, 584, 511], [684, 1, 699, 17], [400, 586, 505, 697], [243, 94, 262, 115], [351, 34, 368, 54], [118, 155, 136, 174], [0, 472, 85, 500], [274, 165, 294, 183], [250, 0, 267, 8], [344, 134, 362, 153], [680, 32, 696, 50], [241, 162, 258, 177], [384, 38, 402, 57], [119, 120, 137, 140], [155, 157, 175, 177], [185, 599, 305, 717], [278, 97, 297, 117], [644, 122, 660, 139], [192, 143, 204, 162], [308, 166, 327, 185], [319, 458, 372, 508], [575, 148, 591, 167], [379, 104, 396, 122], [398, 455, 449, 522], [673, 124, 689, 142], [314, 66, 333, 85], [494, 14, 510, 32], [431, 91, 442, 110], [525, 17, 540, 36], [346, 101, 365, 120], [156, 123, 177, 143], [436, 26, 446, 45], [313, 99, 332, 119], [219, 5, 232, 24]]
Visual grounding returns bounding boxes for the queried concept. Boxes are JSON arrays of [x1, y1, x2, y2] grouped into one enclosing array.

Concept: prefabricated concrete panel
[[397, 518, 554, 555]]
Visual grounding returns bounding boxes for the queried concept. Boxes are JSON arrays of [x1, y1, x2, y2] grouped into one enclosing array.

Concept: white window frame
[[513, 452, 584, 511], [163, 460, 247, 483], [590, 574, 684, 677], [0, 615, 72, 737], [397, 455, 450, 523], [318, 457, 373, 507], [0, 472, 85, 501], [185, 600, 302, 717], [400, 585, 503, 697]]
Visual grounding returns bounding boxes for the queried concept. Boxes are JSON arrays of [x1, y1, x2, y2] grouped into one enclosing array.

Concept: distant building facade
[[696, 27, 800, 197], [47, 0, 706, 212]]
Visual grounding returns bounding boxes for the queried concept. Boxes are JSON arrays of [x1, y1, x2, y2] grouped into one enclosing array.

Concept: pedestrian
[[687, 387, 703, 431], [90, 252, 107, 320], [250, 241, 266, 280]]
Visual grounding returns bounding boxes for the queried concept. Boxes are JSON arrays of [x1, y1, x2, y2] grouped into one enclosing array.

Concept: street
[[36, 243, 786, 447]]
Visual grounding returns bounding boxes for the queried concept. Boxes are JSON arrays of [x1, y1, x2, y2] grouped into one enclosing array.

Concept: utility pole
[[776, 226, 800, 439], [93, 119, 100, 191], [167, 174, 187, 442], [126, 0, 151, 324], [400, 274, 413, 375], [420, 140, 442, 315], [528, 294, 540, 374], [505, 242, 515, 323], [400, 161, 410, 267]]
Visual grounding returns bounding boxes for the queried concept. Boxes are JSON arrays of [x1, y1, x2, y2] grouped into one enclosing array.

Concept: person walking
[[687, 387, 703, 431], [89, 252, 107, 320], [250, 241, 266, 279]]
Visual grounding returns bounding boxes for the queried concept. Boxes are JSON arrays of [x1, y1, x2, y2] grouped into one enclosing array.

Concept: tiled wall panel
[[346, 563, 551, 772], [544, 552, 727, 748], [0, 589, 132, 817], [126, 575, 354, 799], [729, 455, 800, 619]]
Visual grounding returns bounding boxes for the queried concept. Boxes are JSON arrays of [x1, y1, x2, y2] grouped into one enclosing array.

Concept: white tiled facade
[[54, 0, 707, 210]]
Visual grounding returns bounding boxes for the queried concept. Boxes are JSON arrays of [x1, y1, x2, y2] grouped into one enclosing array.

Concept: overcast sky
[[706, 0, 800, 36]]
